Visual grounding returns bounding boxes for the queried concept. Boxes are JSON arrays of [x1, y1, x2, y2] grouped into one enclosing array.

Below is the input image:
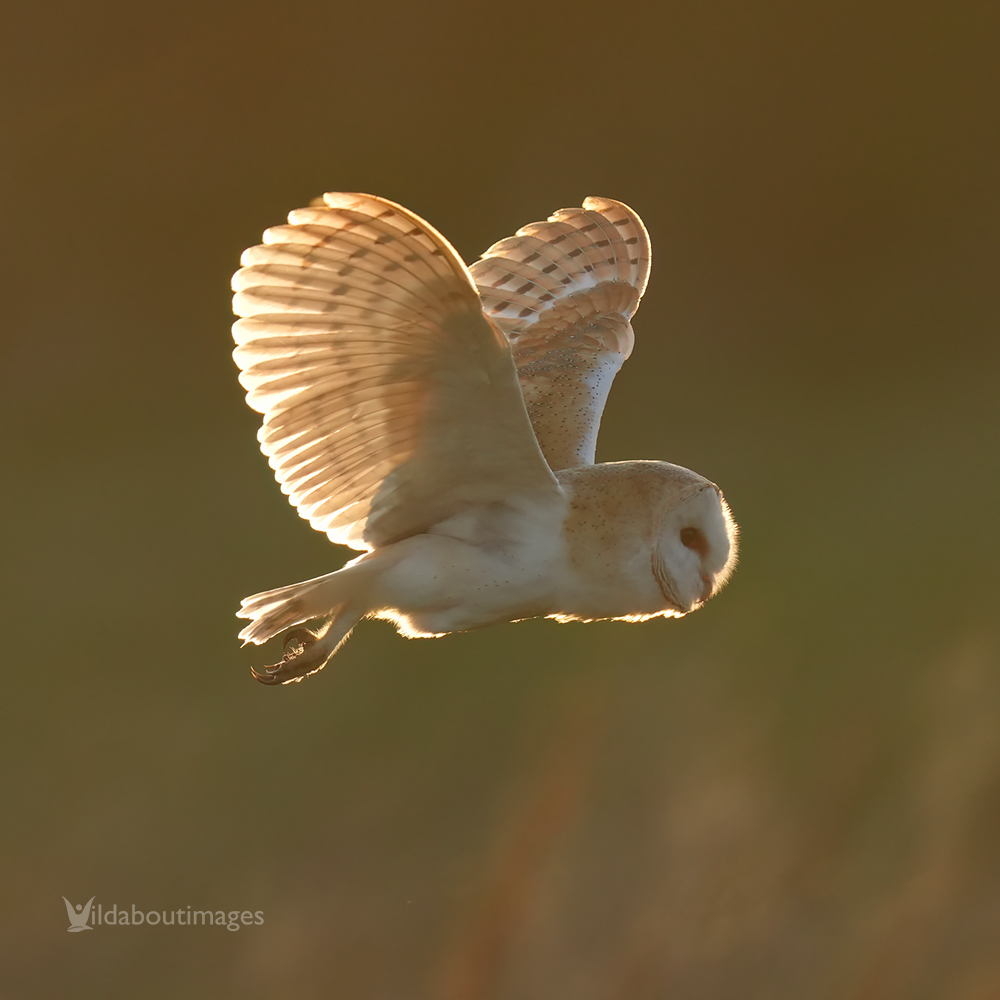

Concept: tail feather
[[237, 567, 360, 645]]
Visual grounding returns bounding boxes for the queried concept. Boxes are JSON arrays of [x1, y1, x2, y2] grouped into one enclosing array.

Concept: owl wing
[[232, 193, 559, 552], [469, 197, 651, 471]]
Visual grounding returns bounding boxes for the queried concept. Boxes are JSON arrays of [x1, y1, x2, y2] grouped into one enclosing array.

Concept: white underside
[[239, 491, 677, 645]]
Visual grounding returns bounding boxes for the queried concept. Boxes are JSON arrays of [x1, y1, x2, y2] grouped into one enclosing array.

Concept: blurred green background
[[2, 0, 999, 996]]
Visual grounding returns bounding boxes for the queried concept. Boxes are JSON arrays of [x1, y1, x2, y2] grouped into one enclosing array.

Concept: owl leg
[[237, 552, 382, 646], [249, 603, 365, 685]]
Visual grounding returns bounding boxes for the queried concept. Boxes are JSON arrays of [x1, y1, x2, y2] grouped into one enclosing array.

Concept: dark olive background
[[2, 1, 999, 997]]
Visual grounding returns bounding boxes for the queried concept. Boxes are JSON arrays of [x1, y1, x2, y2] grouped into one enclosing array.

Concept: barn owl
[[232, 194, 738, 684]]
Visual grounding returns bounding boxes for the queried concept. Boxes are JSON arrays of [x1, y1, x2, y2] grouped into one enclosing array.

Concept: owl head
[[651, 467, 739, 615]]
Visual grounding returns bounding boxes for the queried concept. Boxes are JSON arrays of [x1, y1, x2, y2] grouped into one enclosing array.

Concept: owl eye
[[679, 526, 709, 556]]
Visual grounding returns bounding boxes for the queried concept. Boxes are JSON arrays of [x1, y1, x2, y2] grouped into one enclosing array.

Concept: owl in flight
[[232, 194, 738, 684]]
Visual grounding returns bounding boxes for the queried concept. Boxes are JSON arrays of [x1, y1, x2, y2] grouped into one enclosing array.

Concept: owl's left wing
[[470, 198, 651, 471]]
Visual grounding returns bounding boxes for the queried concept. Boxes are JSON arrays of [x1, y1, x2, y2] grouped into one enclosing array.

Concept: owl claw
[[250, 628, 324, 686]]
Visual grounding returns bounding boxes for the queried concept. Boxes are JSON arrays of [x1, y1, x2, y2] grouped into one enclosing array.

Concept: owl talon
[[250, 628, 324, 685]]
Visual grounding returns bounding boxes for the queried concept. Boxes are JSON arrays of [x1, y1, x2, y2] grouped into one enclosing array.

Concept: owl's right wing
[[232, 193, 559, 551], [470, 198, 651, 471]]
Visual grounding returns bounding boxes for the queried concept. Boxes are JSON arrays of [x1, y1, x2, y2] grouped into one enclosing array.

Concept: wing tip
[[581, 196, 652, 298], [473, 196, 652, 325]]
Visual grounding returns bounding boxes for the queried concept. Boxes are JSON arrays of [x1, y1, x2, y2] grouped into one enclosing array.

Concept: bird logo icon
[[62, 896, 95, 932]]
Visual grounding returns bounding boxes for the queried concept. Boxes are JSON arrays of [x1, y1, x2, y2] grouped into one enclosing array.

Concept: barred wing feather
[[232, 193, 558, 551], [470, 197, 651, 471]]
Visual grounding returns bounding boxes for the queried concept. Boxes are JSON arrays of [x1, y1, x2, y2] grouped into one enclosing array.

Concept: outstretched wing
[[233, 193, 559, 551], [470, 197, 651, 471]]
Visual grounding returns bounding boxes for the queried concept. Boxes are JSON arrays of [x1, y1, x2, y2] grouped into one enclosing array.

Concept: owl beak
[[698, 574, 714, 605]]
